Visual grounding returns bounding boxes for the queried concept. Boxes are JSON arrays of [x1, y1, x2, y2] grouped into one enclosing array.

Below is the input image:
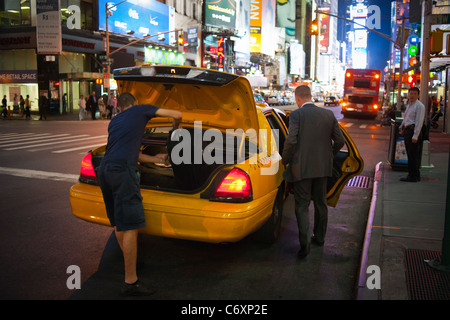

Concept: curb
[[355, 161, 383, 300]]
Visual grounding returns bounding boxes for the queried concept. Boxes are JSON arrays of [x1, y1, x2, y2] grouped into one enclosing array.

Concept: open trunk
[[112, 126, 257, 193]]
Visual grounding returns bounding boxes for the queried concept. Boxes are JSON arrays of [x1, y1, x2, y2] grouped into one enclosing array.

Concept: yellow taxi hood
[[114, 66, 259, 132]]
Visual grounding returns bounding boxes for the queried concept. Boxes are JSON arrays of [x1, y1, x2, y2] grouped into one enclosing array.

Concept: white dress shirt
[[400, 99, 425, 141]]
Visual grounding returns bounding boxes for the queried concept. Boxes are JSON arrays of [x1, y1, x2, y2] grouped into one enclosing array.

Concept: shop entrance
[[60, 72, 103, 114]]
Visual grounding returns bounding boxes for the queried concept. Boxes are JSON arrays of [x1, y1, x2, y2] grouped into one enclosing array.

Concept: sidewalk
[[357, 129, 450, 300]]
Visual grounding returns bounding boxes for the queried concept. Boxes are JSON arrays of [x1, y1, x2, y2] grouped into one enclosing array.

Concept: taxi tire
[[254, 186, 284, 244]]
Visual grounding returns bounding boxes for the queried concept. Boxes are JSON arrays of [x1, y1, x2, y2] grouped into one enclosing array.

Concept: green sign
[[408, 45, 418, 56]]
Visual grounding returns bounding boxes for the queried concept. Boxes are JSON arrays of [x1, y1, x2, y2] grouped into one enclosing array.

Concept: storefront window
[[0, 0, 31, 27]]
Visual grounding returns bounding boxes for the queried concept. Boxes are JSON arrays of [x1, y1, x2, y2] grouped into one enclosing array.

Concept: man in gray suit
[[282, 85, 345, 259]]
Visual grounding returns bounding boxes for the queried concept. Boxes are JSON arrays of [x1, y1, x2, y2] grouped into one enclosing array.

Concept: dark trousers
[[403, 127, 422, 180], [293, 177, 328, 249]]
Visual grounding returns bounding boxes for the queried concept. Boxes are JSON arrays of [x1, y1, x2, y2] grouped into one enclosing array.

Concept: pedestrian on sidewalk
[[38, 94, 48, 120], [25, 95, 31, 119], [78, 95, 86, 120], [282, 85, 345, 259], [13, 93, 19, 116], [96, 92, 182, 296], [87, 92, 98, 120], [19, 95, 25, 117], [399, 87, 425, 182], [1, 95, 8, 118]]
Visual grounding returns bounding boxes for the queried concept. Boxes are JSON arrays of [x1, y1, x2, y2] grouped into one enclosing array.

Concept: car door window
[[265, 113, 286, 152]]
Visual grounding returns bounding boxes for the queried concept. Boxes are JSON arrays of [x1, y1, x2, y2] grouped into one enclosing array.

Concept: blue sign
[[99, 0, 172, 45]]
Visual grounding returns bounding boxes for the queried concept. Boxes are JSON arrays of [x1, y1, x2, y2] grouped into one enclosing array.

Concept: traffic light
[[178, 33, 184, 46], [430, 30, 444, 54], [311, 19, 319, 36]]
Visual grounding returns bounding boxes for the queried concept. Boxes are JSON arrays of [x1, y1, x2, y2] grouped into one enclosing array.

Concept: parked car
[[324, 96, 339, 106], [266, 95, 280, 106], [70, 65, 364, 244]]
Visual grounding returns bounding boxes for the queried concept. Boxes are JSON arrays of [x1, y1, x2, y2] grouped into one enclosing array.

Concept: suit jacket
[[87, 94, 98, 110], [281, 103, 345, 182]]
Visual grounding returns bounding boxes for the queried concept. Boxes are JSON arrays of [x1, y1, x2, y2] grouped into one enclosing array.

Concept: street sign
[[431, 14, 450, 25], [103, 73, 110, 89]]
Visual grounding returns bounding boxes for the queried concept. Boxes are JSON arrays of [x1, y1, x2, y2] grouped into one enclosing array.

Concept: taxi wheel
[[254, 187, 284, 244]]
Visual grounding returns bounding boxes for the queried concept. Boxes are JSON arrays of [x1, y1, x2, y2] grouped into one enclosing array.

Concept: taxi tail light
[[211, 168, 252, 202], [80, 152, 97, 182]]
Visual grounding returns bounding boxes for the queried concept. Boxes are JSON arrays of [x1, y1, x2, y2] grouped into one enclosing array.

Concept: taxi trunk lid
[[113, 66, 260, 134]]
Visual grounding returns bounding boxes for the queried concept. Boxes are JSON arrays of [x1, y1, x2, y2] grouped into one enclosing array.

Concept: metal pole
[[314, 14, 320, 82], [396, 18, 405, 112], [105, 2, 110, 97], [419, 0, 432, 105]]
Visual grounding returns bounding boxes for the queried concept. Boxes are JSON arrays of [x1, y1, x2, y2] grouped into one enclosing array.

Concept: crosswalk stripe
[[0, 134, 88, 148], [52, 143, 105, 154], [359, 124, 367, 128], [0, 166, 78, 183], [0, 133, 66, 145], [3, 135, 107, 151]]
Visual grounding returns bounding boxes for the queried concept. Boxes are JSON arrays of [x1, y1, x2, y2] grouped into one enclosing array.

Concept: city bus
[[341, 69, 381, 118]]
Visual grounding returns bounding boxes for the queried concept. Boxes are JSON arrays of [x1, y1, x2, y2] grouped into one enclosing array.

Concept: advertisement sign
[[36, 0, 62, 54], [250, 0, 262, 53], [234, 0, 250, 65], [319, 9, 330, 54], [99, 0, 173, 45], [250, 0, 275, 56], [205, 0, 237, 30], [187, 27, 198, 46], [0, 70, 38, 84]]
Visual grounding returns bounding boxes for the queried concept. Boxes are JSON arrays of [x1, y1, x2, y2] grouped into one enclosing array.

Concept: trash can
[[388, 117, 423, 170]]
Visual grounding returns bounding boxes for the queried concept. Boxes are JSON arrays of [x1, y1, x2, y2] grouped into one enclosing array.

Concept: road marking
[[0, 133, 67, 146], [0, 134, 85, 148], [359, 124, 367, 128], [0, 166, 79, 183], [3, 135, 107, 150], [52, 143, 105, 154], [372, 226, 401, 230]]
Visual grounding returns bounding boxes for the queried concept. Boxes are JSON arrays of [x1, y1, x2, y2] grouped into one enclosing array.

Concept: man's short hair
[[408, 87, 420, 94], [295, 85, 312, 99], [117, 92, 137, 110]]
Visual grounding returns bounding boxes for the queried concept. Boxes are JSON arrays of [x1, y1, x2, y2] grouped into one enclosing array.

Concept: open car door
[[284, 110, 364, 207]]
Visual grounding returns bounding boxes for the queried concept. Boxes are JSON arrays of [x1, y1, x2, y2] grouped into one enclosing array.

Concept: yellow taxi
[[70, 66, 363, 244]]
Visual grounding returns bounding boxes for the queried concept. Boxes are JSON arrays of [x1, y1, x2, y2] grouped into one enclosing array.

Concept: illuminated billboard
[[98, 0, 173, 45], [250, 0, 275, 56], [204, 0, 237, 30]]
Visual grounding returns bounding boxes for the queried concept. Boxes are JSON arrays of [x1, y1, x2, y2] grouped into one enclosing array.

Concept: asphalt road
[[0, 106, 390, 301]]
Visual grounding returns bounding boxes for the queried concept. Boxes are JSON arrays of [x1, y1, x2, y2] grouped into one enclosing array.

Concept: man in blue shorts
[[97, 92, 182, 296]]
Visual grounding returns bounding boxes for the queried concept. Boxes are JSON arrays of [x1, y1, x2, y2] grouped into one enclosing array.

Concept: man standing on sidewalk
[[399, 87, 425, 182]]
